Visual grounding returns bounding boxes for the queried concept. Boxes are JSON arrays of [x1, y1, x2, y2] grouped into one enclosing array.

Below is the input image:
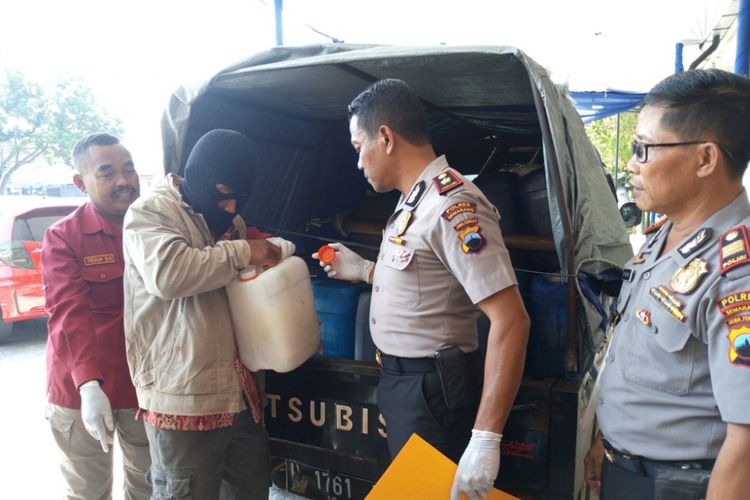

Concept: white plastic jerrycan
[[226, 256, 320, 372]]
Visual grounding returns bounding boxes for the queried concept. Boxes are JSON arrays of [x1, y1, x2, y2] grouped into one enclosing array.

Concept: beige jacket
[[123, 174, 252, 415]]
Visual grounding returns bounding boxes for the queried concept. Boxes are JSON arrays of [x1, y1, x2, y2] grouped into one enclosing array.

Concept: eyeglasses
[[631, 139, 735, 163]]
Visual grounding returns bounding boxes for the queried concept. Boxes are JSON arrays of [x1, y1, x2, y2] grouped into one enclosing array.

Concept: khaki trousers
[[47, 404, 151, 500]]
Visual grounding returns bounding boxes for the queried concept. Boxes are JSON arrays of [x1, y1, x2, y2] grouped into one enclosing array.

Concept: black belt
[[377, 351, 436, 373], [603, 440, 715, 477]]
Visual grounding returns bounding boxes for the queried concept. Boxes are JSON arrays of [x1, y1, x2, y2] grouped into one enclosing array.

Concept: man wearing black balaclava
[[181, 129, 254, 236], [122, 129, 295, 499]]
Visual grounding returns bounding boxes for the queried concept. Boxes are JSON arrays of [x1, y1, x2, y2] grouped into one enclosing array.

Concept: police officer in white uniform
[[313, 79, 529, 500], [584, 69, 750, 500]]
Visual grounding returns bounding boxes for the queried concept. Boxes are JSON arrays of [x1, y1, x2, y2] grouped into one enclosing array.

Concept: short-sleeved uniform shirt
[[43, 202, 138, 409], [370, 155, 517, 357], [598, 190, 750, 460]]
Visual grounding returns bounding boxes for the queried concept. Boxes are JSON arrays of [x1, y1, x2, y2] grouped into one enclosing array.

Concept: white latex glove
[[79, 380, 115, 452], [450, 430, 502, 500], [266, 237, 296, 260], [312, 242, 374, 283]]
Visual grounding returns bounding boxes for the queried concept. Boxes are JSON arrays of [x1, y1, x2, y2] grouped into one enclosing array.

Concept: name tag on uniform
[[83, 253, 116, 266]]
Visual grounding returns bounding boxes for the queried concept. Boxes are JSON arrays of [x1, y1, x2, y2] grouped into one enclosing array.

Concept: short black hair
[[71, 133, 121, 170], [643, 69, 750, 177], [347, 79, 430, 146]]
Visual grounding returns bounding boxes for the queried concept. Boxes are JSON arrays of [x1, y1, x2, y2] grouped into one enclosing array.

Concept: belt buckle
[[375, 350, 382, 367]]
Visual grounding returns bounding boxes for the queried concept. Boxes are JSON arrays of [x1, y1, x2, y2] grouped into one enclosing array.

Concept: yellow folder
[[366, 433, 519, 499]]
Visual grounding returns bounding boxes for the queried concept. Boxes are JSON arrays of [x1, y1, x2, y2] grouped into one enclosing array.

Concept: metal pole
[[675, 42, 684, 73], [614, 112, 621, 192], [737, 0, 750, 76], [275, 0, 283, 46]]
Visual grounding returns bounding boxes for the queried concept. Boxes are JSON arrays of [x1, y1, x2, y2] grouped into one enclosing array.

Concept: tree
[[0, 71, 123, 193], [585, 112, 638, 192]]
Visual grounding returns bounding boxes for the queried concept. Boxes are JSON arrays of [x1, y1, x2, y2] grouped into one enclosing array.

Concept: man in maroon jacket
[[43, 133, 150, 499]]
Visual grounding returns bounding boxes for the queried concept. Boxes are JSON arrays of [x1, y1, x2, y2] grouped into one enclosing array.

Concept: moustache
[[112, 187, 138, 198]]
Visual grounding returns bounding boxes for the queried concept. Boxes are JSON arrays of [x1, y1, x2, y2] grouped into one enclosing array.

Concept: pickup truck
[[161, 44, 633, 500]]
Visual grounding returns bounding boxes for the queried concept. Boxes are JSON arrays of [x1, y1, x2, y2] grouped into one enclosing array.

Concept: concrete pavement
[[0, 319, 124, 500]]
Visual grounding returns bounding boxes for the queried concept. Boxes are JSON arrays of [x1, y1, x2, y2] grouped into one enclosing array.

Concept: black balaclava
[[181, 129, 255, 235]]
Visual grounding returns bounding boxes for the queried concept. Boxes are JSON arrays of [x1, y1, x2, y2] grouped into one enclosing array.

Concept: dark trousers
[[601, 443, 712, 500], [376, 352, 482, 463], [601, 455, 655, 500], [145, 410, 270, 500]]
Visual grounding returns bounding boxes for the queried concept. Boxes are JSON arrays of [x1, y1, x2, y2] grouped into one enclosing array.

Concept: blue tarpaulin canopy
[[570, 91, 646, 122]]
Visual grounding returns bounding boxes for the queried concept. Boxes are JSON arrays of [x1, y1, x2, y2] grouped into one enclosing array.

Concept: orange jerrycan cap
[[239, 266, 260, 281], [318, 245, 336, 265]]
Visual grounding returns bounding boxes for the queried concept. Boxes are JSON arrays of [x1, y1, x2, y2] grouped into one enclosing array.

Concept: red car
[[0, 197, 82, 339]]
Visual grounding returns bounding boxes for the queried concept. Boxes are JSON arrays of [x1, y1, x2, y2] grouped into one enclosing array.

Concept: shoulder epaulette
[[644, 215, 668, 235], [433, 168, 463, 195], [720, 225, 750, 276]]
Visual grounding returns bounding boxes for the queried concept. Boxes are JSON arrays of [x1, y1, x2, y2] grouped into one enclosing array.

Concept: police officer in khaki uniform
[[313, 79, 529, 500], [584, 69, 750, 500]]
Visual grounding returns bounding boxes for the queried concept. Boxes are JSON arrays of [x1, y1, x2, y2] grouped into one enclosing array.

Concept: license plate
[[285, 459, 374, 500]]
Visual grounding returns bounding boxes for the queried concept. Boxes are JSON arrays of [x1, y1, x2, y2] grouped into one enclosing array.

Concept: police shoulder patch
[[727, 324, 750, 368], [441, 201, 477, 221], [457, 224, 485, 254], [433, 168, 463, 195], [717, 290, 750, 318]]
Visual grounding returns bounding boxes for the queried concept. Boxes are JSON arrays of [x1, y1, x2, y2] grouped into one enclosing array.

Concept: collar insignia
[[404, 180, 426, 208], [644, 215, 668, 235], [678, 228, 712, 258]]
